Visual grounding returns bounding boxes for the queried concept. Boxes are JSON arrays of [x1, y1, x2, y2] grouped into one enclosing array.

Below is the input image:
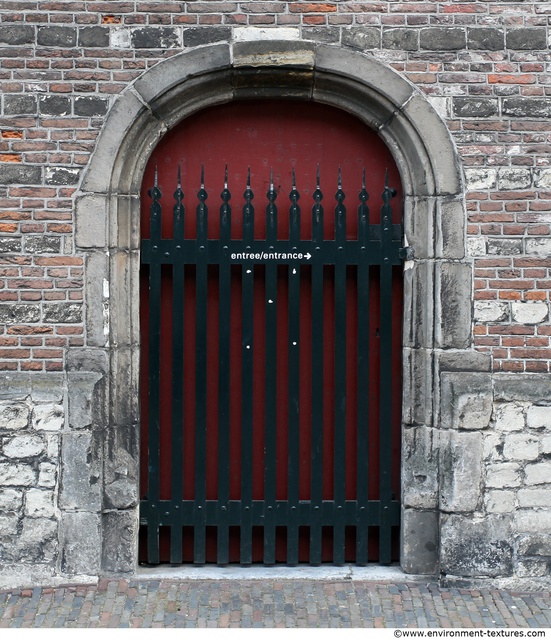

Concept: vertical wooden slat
[[240, 170, 255, 564], [147, 170, 162, 563], [193, 167, 208, 563], [378, 172, 395, 564], [170, 167, 185, 563], [309, 169, 324, 565], [287, 170, 301, 566], [263, 172, 278, 564], [333, 169, 347, 565], [356, 169, 370, 565], [217, 167, 231, 564]]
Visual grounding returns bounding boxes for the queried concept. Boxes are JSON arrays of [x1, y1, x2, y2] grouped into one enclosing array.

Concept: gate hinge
[[399, 246, 415, 261]]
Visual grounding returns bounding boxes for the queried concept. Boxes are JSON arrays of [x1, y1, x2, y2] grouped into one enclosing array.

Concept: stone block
[[486, 490, 515, 514], [3, 95, 38, 116], [453, 98, 498, 118], [435, 262, 472, 349], [511, 302, 548, 325], [497, 168, 532, 191], [43, 303, 82, 324], [301, 27, 340, 45], [542, 435, 551, 454], [515, 559, 549, 578], [440, 431, 482, 513], [494, 374, 551, 404], [37, 26, 76, 47], [102, 509, 138, 573], [474, 301, 509, 323], [400, 508, 439, 575], [24, 235, 61, 253], [0, 25, 35, 45], [486, 462, 521, 488], [2, 434, 45, 458], [58, 432, 101, 511], [30, 374, 64, 404], [420, 27, 466, 50], [465, 168, 496, 190], [517, 533, 551, 557], [516, 511, 551, 532], [104, 477, 138, 510], [60, 512, 101, 575], [45, 167, 80, 186], [342, 27, 380, 50], [525, 461, 551, 486], [526, 237, 551, 256], [16, 518, 58, 563], [402, 348, 434, 427], [503, 434, 539, 461], [67, 371, 104, 430], [183, 26, 232, 47], [0, 489, 23, 512], [534, 168, 551, 190], [518, 489, 551, 509], [436, 199, 465, 260], [24, 488, 55, 518], [39, 95, 71, 116], [440, 372, 493, 430], [131, 27, 181, 49], [233, 39, 316, 69], [75, 194, 108, 249], [436, 350, 492, 373], [66, 349, 108, 375], [0, 237, 21, 253], [382, 28, 419, 51], [403, 260, 434, 349], [0, 463, 35, 486], [83, 252, 109, 348], [487, 239, 522, 256], [74, 96, 109, 118], [78, 26, 110, 48], [506, 28, 547, 50], [402, 426, 439, 509], [526, 406, 551, 430], [0, 164, 42, 186], [45, 434, 60, 460], [33, 404, 64, 431], [38, 463, 57, 488], [503, 97, 551, 119], [483, 431, 502, 462], [440, 514, 513, 577], [0, 515, 19, 535], [0, 304, 40, 324], [0, 402, 30, 430], [467, 27, 504, 51]]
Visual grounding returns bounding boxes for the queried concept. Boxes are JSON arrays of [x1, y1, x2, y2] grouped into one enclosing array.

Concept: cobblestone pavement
[[1, 580, 551, 628]]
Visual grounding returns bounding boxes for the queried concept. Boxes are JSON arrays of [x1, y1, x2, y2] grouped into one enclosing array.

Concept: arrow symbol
[[305, 252, 312, 260]]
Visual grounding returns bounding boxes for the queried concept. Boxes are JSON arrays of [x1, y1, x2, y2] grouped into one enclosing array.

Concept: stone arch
[[74, 39, 474, 575]]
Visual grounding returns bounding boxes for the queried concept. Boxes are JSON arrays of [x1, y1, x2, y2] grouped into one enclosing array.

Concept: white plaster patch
[[233, 27, 300, 42], [110, 27, 131, 49]]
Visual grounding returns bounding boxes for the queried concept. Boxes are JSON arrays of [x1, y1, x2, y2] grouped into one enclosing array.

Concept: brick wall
[[0, 2, 550, 372]]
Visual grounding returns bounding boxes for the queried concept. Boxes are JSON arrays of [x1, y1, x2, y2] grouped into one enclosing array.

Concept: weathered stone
[[16, 518, 58, 563], [383, 28, 419, 50], [0, 164, 42, 186], [0, 463, 35, 487], [342, 27, 380, 50], [0, 237, 21, 253], [300, 27, 340, 44], [503, 97, 551, 119], [467, 27, 504, 51], [518, 489, 551, 509], [517, 533, 551, 557], [3, 95, 38, 116], [506, 28, 547, 51], [58, 432, 101, 511], [534, 168, 551, 190], [60, 512, 101, 575], [436, 199, 465, 260], [401, 508, 439, 575], [102, 510, 138, 573], [39, 95, 71, 116], [0, 25, 35, 45], [2, 434, 45, 459], [516, 511, 551, 532], [467, 236, 486, 257], [440, 431, 482, 513], [542, 435, 551, 454], [526, 406, 551, 430], [32, 404, 63, 431], [75, 195, 108, 249], [45, 433, 59, 459], [74, 97, 109, 118], [465, 168, 496, 190], [486, 490, 515, 514], [494, 402, 525, 431], [0, 489, 23, 512], [515, 559, 549, 578], [525, 461, 551, 486], [38, 462, 57, 488], [440, 514, 513, 577], [43, 303, 82, 324], [67, 372, 103, 430], [453, 98, 498, 118], [435, 262, 472, 349], [440, 372, 493, 430], [183, 26, 232, 48], [483, 431, 502, 462], [474, 301, 509, 323], [487, 239, 523, 256], [0, 402, 30, 430], [104, 478, 138, 510], [131, 27, 181, 49], [511, 302, 548, 325], [45, 167, 80, 186], [503, 434, 539, 461], [420, 27, 466, 50], [402, 426, 439, 509], [486, 462, 521, 488], [78, 26, 110, 48], [0, 515, 19, 535], [24, 235, 61, 254], [30, 374, 64, 404], [37, 26, 76, 47], [24, 489, 55, 518], [526, 238, 551, 257], [497, 168, 532, 191], [494, 374, 551, 404]]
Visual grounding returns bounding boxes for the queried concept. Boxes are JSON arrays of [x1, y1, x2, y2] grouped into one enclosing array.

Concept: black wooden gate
[[140, 167, 407, 566]]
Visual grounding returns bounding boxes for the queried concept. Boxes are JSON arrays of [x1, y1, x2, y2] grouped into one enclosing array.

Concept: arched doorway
[[138, 99, 404, 565]]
